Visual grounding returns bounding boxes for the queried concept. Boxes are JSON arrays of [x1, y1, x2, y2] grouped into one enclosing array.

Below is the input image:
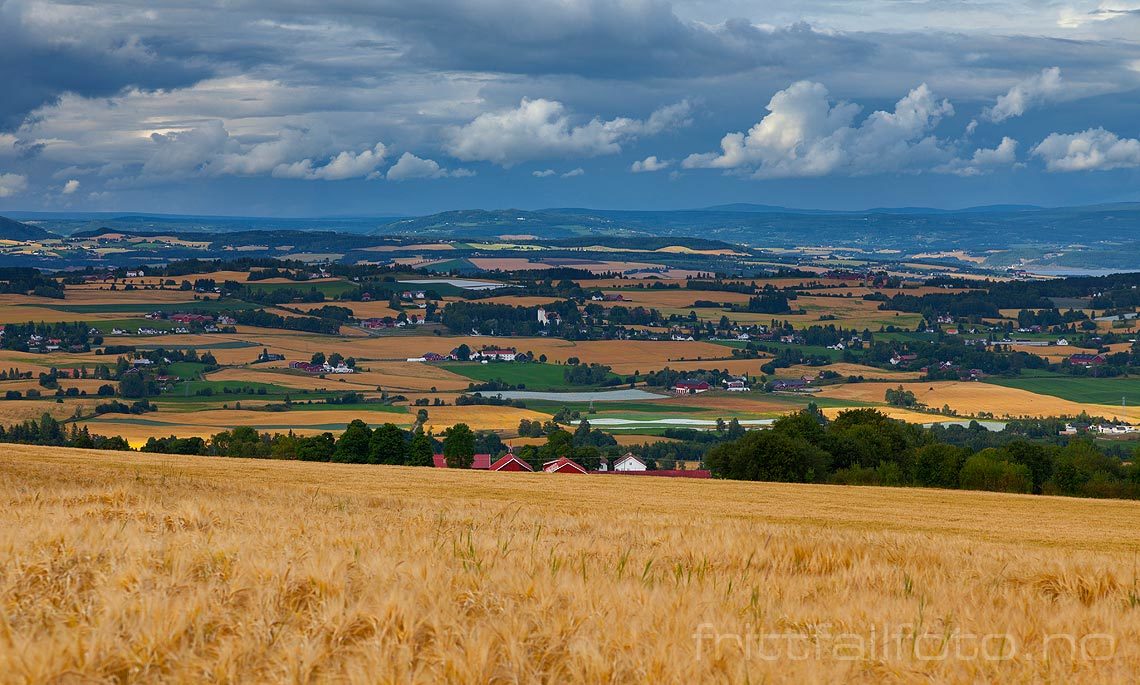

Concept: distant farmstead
[[672, 380, 710, 395], [473, 347, 518, 362], [1068, 353, 1106, 367]]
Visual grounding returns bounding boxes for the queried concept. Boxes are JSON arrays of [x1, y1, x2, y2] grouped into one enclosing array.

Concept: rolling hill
[[0, 215, 52, 240]]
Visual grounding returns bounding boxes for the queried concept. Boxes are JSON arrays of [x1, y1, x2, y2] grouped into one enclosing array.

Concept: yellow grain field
[[361, 243, 456, 252], [4, 446, 1140, 682], [785, 363, 926, 381], [0, 399, 93, 424], [82, 403, 547, 446], [818, 380, 1140, 421]]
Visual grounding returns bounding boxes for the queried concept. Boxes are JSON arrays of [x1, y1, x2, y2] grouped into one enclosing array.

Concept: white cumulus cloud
[[385, 152, 471, 181], [1031, 127, 1140, 171], [274, 143, 388, 181], [0, 173, 28, 198], [445, 98, 692, 166], [140, 120, 388, 181], [630, 155, 671, 173], [62, 179, 80, 194], [984, 67, 1063, 123], [683, 81, 954, 178], [562, 168, 585, 177], [936, 137, 1019, 176], [532, 169, 556, 178]]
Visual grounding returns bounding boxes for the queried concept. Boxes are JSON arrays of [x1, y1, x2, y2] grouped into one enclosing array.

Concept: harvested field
[[786, 363, 926, 380], [818, 380, 1140, 421], [294, 335, 738, 373], [361, 243, 455, 252], [5, 447, 1140, 682], [83, 402, 547, 445], [644, 358, 766, 376], [293, 300, 401, 319], [0, 399, 94, 424]]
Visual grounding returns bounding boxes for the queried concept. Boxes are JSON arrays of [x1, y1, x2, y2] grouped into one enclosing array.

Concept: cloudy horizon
[[2, 0, 1140, 216]]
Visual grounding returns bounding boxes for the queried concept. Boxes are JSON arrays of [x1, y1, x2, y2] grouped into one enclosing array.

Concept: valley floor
[[3, 446, 1140, 682]]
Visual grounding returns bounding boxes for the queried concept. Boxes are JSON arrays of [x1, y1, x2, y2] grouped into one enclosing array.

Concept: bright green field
[[90, 319, 176, 334], [245, 281, 356, 297], [440, 362, 619, 390], [986, 376, 1140, 405]]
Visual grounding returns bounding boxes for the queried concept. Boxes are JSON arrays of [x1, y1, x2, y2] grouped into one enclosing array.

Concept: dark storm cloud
[[0, 0, 213, 130]]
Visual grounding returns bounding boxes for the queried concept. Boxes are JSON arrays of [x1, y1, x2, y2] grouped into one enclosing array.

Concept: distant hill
[[700, 203, 834, 214], [0, 216, 52, 240], [369, 203, 1140, 257], [7, 212, 404, 236]]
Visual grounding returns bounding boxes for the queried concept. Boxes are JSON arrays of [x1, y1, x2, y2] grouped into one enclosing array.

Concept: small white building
[[537, 308, 560, 326], [612, 453, 648, 472]]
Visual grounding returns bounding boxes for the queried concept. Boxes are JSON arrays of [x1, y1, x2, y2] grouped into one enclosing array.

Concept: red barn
[[490, 452, 533, 472], [1068, 353, 1106, 367], [672, 380, 710, 395], [432, 453, 492, 469], [542, 457, 588, 474]]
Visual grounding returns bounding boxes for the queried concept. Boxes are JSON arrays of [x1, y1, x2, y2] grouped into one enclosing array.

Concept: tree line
[[707, 406, 1140, 499]]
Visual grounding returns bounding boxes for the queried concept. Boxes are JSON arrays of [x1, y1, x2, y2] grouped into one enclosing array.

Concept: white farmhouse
[[612, 453, 648, 472]]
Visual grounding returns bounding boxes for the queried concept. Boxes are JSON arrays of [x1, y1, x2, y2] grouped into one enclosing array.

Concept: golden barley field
[[4, 446, 1140, 683], [818, 380, 1140, 422]]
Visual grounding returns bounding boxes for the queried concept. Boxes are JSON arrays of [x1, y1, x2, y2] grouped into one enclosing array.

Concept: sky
[[2, 0, 1140, 216]]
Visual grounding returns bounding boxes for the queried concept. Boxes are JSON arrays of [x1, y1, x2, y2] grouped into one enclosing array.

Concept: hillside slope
[[0, 215, 51, 240]]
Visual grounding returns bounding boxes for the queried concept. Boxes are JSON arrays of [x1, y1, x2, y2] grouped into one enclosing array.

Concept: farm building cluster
[[431, 449, 710, 478]]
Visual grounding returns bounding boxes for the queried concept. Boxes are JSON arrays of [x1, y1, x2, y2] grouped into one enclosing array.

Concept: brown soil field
[[467, 257, 554, 271], [6, 447, 1140, 682]]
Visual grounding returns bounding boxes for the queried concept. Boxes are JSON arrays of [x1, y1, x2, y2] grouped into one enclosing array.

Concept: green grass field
[[165, 379, 300, 398], [245, 281, 357, 297], [165, 361, 209, 379], [440, 361, 619, 390], [986, 375, 1140, 405]]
